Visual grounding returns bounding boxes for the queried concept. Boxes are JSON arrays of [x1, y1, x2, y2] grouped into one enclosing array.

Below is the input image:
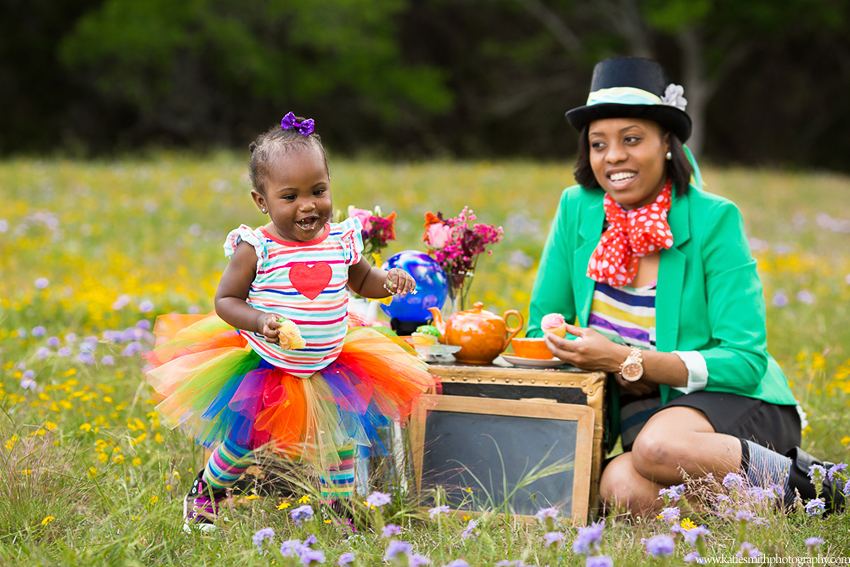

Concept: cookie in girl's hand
[[541, 313, 568, 338], [277, 317, 306, 350]]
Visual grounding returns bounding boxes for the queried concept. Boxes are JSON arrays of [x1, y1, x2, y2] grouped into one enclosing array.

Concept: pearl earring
[[665, 151, 672, 161], [261, 208, 266, 213]]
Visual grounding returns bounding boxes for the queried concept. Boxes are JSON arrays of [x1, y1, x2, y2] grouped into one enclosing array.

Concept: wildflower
[[36, 347, 50, 359], [41, 516, 55, 525], [132, 458, 142, 467], [300, 549, 325, 565], [796, 290, 815, 304], [767, 483, 785, 500], [805, 537, 824, 549], [281, 539, 306, 557], [122, 342, 143, 356], [366, 490, 392, 508], [722, 473, 745, 490], [299, 494, 311, 503], [87, 467, 98, 479], [35, 278, 49, 289], [32, 326, 46, 337], [683, 552, 705, 563], [78, 353, 95, 365], [679, 518, 697, 530], [656, 507, 680, 523], [460, 519, 478, 539], [410, 555, 431, 567], [291, 504, 314, 526], [101, 355, 115, 365], [737, 542, 762, 558], [645, 534, 675, 557], [572, 519, 605, 555], [112, 294, 132, 310], [252, 527, 275, 550], [444, 561, 469, 567], [534, 506, 559, 521], [138, 300, 154, 313], [543, 532, 565, 548], [277, 501, 291, 510], [586, 557, 614, 567], [136, 319, 152, 330], [827, 463, 847, 483], [46, 337, 60, 347], [804, 498, 825, 517], [429, 505, 450, 518], [772, 292, 789, 307], [382, 524, 401, 538], [808, 464, 826, 494], [659, 483, 685, 501], [384, 540, 412, 561], [338, 552, 355, 565], [303, 534, 318, 547], [683, 525, 710, 548], [21, 371, 37, 390], [736, 510, 755, 522], [57, 347, 72, 357], [496, 562, 525, 567]]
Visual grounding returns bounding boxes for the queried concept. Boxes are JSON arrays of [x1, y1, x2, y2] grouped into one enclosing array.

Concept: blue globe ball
[[380, 250, 448, 322]]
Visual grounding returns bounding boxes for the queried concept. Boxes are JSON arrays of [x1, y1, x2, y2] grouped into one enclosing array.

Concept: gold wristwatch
[[619, 346, 644, 382]]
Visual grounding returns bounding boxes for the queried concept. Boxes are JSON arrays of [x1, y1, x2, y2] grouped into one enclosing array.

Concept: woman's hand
[[383, 268, 416, 296], [257, 313, 282, 344]]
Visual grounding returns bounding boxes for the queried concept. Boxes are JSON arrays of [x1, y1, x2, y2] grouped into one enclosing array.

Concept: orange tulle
[[142, 313, 440, 466]]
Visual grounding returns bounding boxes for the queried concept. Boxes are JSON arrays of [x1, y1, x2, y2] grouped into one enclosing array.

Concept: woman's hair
[[573, 124, 693, 197], [248, 118, 329, 194]]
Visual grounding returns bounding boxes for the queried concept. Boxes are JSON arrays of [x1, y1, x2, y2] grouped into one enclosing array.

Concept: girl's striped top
[[224, 218, 363, 378], [589, 280, 661, 449]]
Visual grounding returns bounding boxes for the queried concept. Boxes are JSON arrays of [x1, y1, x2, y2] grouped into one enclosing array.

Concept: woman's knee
[[599, 454, 657, 514]]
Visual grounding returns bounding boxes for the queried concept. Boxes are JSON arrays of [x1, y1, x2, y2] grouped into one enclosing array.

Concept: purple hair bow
[[281, 112, 314, 136]]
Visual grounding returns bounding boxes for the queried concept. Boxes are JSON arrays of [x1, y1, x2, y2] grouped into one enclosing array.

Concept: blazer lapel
[[574, 190, 605, 326], [656, 190, 691, 352]]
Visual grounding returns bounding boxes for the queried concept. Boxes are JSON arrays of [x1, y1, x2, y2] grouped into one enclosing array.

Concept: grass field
[[1, 155, 849, 565]]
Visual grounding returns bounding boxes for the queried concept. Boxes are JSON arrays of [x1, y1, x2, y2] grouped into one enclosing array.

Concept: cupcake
[[413, 325, 440, 345], [277, 317, 306, 350], [541, 313, 568, 338]]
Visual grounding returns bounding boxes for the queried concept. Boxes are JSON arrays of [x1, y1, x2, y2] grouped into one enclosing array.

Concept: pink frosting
[[541, 313, 565, 330]]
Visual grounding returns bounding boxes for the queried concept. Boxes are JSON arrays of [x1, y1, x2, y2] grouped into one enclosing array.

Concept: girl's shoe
[[183, 469, 228, 533]]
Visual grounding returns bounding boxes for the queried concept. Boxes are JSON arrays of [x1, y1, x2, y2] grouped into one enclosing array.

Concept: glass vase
[[445, 271, 475, 314]]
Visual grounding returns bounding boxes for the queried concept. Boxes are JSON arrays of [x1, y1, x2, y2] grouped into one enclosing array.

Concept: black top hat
[[566, 57, 692, 142]]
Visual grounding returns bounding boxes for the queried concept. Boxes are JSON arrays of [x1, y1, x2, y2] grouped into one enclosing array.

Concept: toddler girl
[[144, 113, 438, 532]]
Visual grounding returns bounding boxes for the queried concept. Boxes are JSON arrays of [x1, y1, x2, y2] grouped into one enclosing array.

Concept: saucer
[[501, 354, 568, 369]]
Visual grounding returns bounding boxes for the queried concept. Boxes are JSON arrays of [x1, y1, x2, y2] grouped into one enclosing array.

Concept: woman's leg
[[599, 452, 667, 516]]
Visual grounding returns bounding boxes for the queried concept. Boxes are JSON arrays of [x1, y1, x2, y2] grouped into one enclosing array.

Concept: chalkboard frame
[[410, 394, 595, 523]]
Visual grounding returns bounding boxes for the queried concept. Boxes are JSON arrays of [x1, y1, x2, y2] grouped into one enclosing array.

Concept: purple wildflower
[[796, 290, 815, 304], [804, 498, 825, 517], [300, 549, 325, 565], [543, 532, 565, 548], [36, 347, 50, 359], [737, 542, 762, 558], [428, 505, 450, 518], [645, 534, 675, 557], [444, 561, 470, 567], [659, 484, 685, 501], [252, 527, 275, 550], [136, 319, 152, 330], [683, 526, 710, 547], [827, 463, 847, 482], [366, 491, 391, 508], [281, 539, 305, 557], [772, 292, 789, 307], [805, 537, 824, 548], [121, 342, 143, 356], [303, 534, 318, 547], [384, 540, 412, 561], [746, 486, 774, 502], [34, 277, 49, 289], [112, 294, 131, 310], [736, 510, 755, 522], [572, 519, 605, 555], [138, 300, 154, 313], [534, 506, 559, 521], [47, 336, 60, 347], [337, 552, 355, 565], [722, 473, 745, 490], [78, 352, 95, 365], [21, 371, 37, 390], [31, 326, 46, 337], [57, 347, 71, 357], [767, 483, 785, 500], [101, 355, 115, 365], [460, 519, 478, 539], [657, 507, 680, 522], [496, 562, 525, 567], [586, 556, 614, 567], [382, 524, 401, 538], [65, 333, 77, 343], [684, 552, 705, 563], [409, 555, 431, 567], [290, 504, 314, 526]]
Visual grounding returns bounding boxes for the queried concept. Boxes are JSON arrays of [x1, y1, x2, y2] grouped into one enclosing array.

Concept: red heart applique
[[289, 262, 332, 300]]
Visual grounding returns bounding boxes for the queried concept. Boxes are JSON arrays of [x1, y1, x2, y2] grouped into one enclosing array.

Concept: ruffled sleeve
[[223, 225, 266, 272], [339, 217, 364, 266]]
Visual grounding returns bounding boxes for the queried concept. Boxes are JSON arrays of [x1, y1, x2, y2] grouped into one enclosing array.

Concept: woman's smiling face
[[588, 117, 670, 210]]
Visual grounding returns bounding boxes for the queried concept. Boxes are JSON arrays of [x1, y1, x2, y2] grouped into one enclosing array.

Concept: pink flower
[[347, 207, 373, 232], [425, 222, 452, 249]]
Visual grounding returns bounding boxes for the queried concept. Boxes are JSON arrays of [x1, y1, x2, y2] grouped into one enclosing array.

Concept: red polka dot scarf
[[587, 179, 674, 287]]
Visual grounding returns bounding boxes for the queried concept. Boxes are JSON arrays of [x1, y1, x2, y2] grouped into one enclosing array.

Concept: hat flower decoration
[[661, 84, 687, 112]]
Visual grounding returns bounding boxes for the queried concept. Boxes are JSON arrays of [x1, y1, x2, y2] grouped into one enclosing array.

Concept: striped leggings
[[202, 428, 356, 499]]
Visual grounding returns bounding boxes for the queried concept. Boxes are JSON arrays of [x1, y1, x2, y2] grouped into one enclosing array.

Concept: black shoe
[[785, 447, 846, 513], [183, 469, 228, 533]]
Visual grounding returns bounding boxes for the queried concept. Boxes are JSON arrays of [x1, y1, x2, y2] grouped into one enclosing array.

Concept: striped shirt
[[224, 218, 363, 378], [589, 280, 661, 449]]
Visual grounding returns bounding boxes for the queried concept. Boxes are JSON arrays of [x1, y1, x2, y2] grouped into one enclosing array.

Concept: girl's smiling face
[[588, 117, 670, 210], [252, 145, 332, 242]]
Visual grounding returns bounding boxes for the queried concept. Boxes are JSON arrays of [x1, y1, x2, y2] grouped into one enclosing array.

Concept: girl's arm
[[214, 241, 281, 343], [347, 256, 415, 299]]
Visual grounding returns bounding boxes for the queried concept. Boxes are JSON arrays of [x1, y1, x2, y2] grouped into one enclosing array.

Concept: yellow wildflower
[[64, 369, 77, 377], [277, 502, 291, 510], [155, 433, 164, 444], [150, 496, 159, 504], [38, 392, 50, 401], [45, 421, 57, 431], [132, 458, 142, 467], [243, 494, 259, 500], [98, 453, 108, 463], [113, 454, 125, 465], [841, 437, 850, 446], [40, 516, 55, 526], [79, 423, 92, 432], [298, 495, 311, 503], [87, 467, 98, 479], [680, 518, 697, 530], [21, 469, 32, 476]]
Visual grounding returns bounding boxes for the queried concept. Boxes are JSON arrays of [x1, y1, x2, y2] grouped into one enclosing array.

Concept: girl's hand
[[543, 323, 629, 373], [383, 268, 416, 296], [257, 313, 281, 344]]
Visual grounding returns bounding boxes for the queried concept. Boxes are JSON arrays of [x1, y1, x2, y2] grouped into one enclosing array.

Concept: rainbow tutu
[[144, 314, 439, 465]]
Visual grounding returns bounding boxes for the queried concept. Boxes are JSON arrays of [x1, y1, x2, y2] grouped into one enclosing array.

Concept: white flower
[[661, 84, 687, 112]]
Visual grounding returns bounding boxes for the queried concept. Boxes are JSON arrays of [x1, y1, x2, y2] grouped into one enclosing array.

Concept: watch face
[[621, 363, 643, 382]]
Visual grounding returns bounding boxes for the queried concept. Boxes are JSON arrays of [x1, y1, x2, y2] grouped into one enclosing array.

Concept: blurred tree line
[[2, 0, 849, 171]]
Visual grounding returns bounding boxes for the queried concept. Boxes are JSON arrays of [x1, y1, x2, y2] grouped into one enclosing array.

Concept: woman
[[527, 57, 843, 515]]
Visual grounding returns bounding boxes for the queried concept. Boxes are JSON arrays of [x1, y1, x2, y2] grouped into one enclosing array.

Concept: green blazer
[[527, 184, 797, 411]]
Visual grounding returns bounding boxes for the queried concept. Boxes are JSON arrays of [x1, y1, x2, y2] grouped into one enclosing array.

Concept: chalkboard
[[411, 395, 594, 522]]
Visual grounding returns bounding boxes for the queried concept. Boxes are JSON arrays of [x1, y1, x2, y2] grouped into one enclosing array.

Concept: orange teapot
[[428, 302, 523, 365]]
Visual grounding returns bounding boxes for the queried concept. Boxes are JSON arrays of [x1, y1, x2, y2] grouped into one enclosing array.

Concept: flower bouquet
[[422, 206, 503, 311], [345, 206, 397, 265]]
